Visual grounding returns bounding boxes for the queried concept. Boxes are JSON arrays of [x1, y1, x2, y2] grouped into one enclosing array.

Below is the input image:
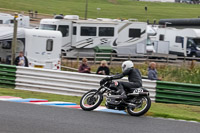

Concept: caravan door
[[56, 22, 72, 51]]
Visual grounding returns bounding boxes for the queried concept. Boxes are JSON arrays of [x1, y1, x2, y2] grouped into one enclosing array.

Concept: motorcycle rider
[[100, 60, 142, 99]]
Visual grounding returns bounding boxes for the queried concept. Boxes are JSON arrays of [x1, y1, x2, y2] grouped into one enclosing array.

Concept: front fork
[[91, 86, 108, 97]]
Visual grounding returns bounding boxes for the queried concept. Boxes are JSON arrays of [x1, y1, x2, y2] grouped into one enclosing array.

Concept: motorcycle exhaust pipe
[[128, 92, 149, 96], [139, 92, 149, 96]]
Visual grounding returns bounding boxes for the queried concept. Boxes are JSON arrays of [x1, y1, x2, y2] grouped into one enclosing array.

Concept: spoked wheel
[[80, 90, 103, 111], [127, 96, 151, 116]]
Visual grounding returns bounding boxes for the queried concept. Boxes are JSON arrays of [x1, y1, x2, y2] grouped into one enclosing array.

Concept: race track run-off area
[[0, 96, 199, 133]]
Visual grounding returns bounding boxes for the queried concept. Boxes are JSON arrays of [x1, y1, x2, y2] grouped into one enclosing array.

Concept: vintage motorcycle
[[80, 80, 151, 116]]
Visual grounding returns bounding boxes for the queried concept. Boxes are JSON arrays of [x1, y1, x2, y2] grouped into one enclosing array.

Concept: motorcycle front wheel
[[80, 89, 103, 111], [127, 96, 151, 116]]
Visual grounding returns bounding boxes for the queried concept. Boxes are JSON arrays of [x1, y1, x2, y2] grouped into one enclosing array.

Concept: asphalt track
[[0, 101, 199, 133]]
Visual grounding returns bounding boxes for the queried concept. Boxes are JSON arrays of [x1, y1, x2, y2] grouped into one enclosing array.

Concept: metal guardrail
[[15, 67, 156, 101], [0, 64, 16, 88], [156, 81, 200, 106], [1, 64, 200, 106]]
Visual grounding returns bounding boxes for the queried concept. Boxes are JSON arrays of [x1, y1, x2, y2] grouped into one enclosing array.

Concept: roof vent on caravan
[[64, 15, 79, 20], [54, 15, 64, 19]]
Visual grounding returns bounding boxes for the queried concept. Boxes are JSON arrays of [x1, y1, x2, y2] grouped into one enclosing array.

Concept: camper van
[[0, 26, 62, 70], [0, 13, 30, 27], [155, 28, 200, 57], [0, 13, 13, 24], [39, 15, 147, 56]]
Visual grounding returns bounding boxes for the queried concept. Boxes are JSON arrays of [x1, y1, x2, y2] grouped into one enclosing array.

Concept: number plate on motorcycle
[[133, 88, 143, 93]]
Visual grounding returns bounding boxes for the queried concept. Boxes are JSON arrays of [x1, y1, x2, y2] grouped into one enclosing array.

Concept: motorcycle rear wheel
[[80, 89, 103, 111], [127, 96, 151, 116]]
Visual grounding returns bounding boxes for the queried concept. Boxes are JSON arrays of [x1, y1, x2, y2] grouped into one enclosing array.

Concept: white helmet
[[121, 61, 134, 72]]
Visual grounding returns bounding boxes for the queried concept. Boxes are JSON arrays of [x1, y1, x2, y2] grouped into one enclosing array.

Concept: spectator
[[14, 51, 29, 67], [148, 62, 161, 80], [78, 58, 91, 73], [96, 60, 110, 75]]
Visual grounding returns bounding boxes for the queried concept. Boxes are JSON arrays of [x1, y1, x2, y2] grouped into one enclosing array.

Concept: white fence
[[15, 67, 156, 101]]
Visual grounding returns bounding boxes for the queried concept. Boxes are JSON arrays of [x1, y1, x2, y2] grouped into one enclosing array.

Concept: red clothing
[[78, 64, 91, 73]]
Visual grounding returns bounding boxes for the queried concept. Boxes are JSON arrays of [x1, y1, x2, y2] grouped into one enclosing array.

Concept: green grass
[[0, 0, 200, 22], [0, 87, 200, 122], [148, 103, 200, 122]]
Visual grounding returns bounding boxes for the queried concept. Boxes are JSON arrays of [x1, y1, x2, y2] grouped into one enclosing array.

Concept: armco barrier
[[0, 64, 16, 88], [156, 81, 200, 106], [14, 67, 156, 101], [1, 64, 200, 106]]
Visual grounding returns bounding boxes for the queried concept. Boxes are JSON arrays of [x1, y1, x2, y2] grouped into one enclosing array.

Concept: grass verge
[[0, 87, 200, 122], [0, 0, 200, 22]]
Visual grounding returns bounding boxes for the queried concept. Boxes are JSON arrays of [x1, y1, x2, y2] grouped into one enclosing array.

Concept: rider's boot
[[119, 90, 127, 99]]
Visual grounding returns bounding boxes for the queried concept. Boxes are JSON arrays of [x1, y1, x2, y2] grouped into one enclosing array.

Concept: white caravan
[[155, 28, 200, 57], [0, 26, 62, 70], [25, 29, 62, 70], [0, 13, 30, 28], [39, 15, 147, 56]]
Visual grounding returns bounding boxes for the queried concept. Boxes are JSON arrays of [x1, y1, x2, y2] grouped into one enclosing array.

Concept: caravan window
[[73, 26, 77, 35], [10, 20, 14, 24], [1, 41, 11, 49], [99, 27, 114, 37], [175, 36, 184, 48], [46, 39, 53, 51], [40, 24, 56, 31], [187, 38, 200, 49], [58, 25, 69, 37], [0, 20, 3, 24], [81, 27, 96, 36], [159, 34, 164, 41], [175, 36, 184, 43], [129, 29, 141, 38], [193, 39, 200, 49]]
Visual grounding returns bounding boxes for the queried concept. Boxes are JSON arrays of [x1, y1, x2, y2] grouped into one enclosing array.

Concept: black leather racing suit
[[111, 68, 142, 95]]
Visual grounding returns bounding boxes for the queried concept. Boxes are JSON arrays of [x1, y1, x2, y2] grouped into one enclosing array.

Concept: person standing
[[78, 58, 91, 73], [14, 51, 29, 67], [148, 62, 161, 80], [96, 60, 110, 75]]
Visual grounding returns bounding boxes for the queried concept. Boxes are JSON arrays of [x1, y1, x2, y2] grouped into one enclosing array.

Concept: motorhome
[[0, 26, 62, 70], [155, 28, 200, 57], [39, 15, 147, 56], [0, 13, 30, 27], [0, 13, 13, 24]]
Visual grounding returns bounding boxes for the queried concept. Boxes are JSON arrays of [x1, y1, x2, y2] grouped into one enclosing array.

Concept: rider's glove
[[100, 77, 113, 85]]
